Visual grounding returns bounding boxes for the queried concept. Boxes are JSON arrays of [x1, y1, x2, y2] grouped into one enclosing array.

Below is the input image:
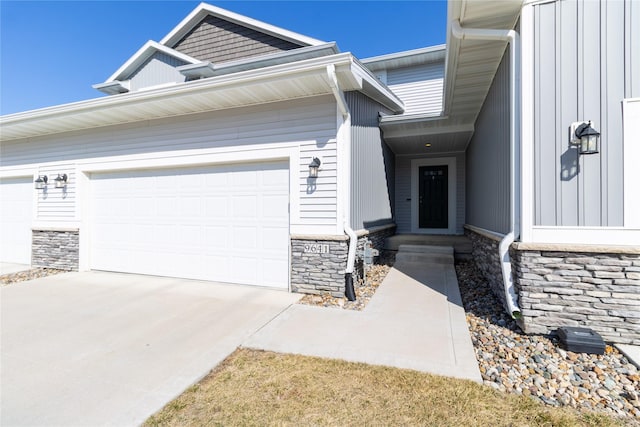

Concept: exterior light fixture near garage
[[309, 157, 321, 178], [54, 174, 68, 188], [570, 121, 600, 155], [34, 175, 48, 189]]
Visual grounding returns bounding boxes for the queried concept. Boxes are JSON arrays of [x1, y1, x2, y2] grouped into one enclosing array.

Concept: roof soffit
[[1, 54, 403, 141], [443, 0, 523, 124]]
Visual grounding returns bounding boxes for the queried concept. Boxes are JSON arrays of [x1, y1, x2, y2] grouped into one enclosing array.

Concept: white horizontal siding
[[36, 163, 76, 221], [1, 96, 338, 228], [387, 63, 444, 115]]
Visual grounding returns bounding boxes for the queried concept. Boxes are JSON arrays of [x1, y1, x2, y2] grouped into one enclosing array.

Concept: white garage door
[[0, 177, 32, 265], [90, 162, 289, 288]]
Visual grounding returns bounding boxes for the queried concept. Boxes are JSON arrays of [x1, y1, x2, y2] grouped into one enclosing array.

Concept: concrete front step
[[395, 245, 454, 264], [398, 244, 454, 255], [385, 235, 472, 261]]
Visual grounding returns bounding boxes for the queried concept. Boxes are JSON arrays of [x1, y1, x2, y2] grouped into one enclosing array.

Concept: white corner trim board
[[623, 98, 640, 228]]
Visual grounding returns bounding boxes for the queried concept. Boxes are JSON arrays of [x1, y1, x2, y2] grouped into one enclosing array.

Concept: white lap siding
[[0, 96, 338, 232]]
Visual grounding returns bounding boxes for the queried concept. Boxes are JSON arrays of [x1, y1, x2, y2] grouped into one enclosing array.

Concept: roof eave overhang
[[442, 0, 523, 121], [1, 53, 403, 142]]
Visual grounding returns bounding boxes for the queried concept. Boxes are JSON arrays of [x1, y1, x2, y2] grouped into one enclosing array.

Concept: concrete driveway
[[0, 271, 300, 426]]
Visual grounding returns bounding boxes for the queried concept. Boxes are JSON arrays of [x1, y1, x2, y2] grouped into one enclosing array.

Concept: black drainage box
[[556, 327, 605, 355]]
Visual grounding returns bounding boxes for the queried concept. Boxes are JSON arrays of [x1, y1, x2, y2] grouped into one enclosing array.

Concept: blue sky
[[0, 1, 447, 115]]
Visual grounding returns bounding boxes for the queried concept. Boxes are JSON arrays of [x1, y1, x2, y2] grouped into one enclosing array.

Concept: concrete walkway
[[245, 245, 482, 382]]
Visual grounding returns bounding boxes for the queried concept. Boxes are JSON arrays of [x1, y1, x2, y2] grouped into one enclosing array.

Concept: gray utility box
[[556, 327, 605, 355]]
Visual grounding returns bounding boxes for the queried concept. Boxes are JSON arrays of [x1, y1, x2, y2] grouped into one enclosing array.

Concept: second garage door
[[0, 177, 33, 265], [90, 162, 289, 288]]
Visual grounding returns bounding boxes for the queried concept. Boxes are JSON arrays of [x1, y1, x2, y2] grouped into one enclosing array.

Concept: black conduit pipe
[[345, 273, 356, 301]]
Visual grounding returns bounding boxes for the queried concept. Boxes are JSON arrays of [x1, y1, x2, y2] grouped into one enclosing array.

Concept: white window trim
[[410, 157, 456, 235]]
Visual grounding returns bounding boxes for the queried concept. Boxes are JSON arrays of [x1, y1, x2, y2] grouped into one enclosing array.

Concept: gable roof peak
[[160, 2, 326, 49], [102, 40, 200, 84]]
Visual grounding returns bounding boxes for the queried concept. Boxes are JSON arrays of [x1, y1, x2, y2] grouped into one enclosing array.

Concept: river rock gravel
[[456, 260, 640, 422], [0, 268, 65, 286], [298, 251, 395, 311]]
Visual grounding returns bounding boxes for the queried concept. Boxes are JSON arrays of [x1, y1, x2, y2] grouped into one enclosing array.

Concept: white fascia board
[[206, 43, 340, 76], [380, 112, 445, 125], [177, 62, 216, 78], [382, 123, 474, 140], [3, 53, 402, 140], [361, 45, 446, 70], [91, 80, 130, 95], [105, 40, 200, 83], [160, 2, 326, 48]]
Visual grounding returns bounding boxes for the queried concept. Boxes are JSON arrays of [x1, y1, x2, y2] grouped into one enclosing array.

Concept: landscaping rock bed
[[0, 268, 65, 286], [298, 251, 395, 311], [456, 260, 640, 421]]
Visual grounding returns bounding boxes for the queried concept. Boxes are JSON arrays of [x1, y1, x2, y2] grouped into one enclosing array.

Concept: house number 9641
[[303, 244, 330, 254]]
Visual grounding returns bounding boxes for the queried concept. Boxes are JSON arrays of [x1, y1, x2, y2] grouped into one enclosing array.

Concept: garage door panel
[[90, 162, 289, 288], [263, 227, 288, 250], [263, 258, 289, 286], [233, 196, 258, 218], [0, 178, 32, 264]]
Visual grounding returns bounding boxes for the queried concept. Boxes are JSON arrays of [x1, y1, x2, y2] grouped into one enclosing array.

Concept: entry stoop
[[396, 245, 454, 264], [386, 234, 472, 261]]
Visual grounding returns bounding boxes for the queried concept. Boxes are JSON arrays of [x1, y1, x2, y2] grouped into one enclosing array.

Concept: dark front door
[[419, 165, 448, 229]]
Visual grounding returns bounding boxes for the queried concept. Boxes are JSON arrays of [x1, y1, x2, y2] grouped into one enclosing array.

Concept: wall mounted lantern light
[[54, 173, 68, 188], [570, 121, 600, 155], [34, 175, 48, 189], [309, 157, 321, 178]]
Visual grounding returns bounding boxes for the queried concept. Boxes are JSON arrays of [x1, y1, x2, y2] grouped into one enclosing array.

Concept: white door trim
[[411, 157, 457, 235]]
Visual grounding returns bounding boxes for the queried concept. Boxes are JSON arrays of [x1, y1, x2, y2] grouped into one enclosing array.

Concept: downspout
[[326, 64, 357, 301], [451, 20, 521, 317]]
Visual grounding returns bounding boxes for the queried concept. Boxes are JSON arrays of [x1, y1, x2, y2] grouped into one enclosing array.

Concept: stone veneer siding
[[512, 243, 640, 345], [32, 228, 79, 271], [291, 224, 396, 297], [465, 225, 640, 345], [465, 226, 510, 313]]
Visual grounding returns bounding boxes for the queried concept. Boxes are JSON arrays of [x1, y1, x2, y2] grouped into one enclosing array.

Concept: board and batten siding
[[465, 48, 511, 235], [174, 15, 301, 64], [533, 0, 640, 227], [128, 52, 188, 92], [0, 96, 338, 228], [345, 91, 394, 231], [386, 62, 444, 116], [395, 153, 465, 234]]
